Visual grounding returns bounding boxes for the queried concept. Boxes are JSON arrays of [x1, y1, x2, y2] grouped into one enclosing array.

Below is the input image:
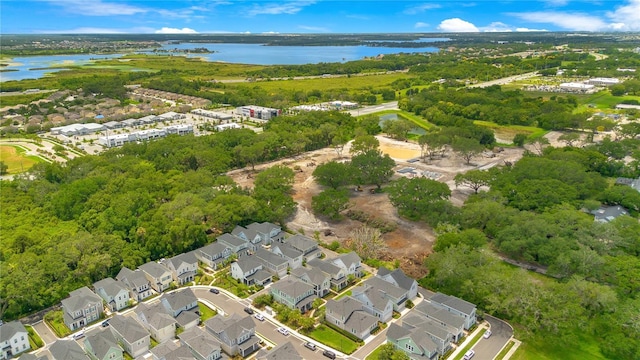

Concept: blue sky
[[1, 0, 639, 34]]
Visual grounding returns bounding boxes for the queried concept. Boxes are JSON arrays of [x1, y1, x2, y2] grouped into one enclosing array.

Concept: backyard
[[307, 324, 360, 355]]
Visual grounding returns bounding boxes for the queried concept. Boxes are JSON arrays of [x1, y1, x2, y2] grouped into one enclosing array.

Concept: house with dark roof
[[84, 328, 123, 360], [49, 340, 89, 360], [61, 287, 104, 331], [402, 313, 455, 355], [307, 258, 349, 290], [270, 243, 303, 270], [254, 249, 288, 277], [93, 277, 131, 312], [429, 293, 477, 330], [377, 267, 418, 300], [139, 261, 173, 293], [108, 315, 150, 358], [359, 276, 409, 311], [234, 222, 284, 245], [116, 267, 152, 302], [216, 234, 249, 255], [325, 297, 379, 340], [283, 234, 322, 262], [178, 326, 222, 360], [196, 242, 232, 270], [135, 302, 176, 343], [205, 314, 260, 357], [230, 258, 272, 286], [413, 302, 464, 342], [351, 284, 394, 322], [290, 266, 331, 297], [161, 251, 198, 286], [269, 277, 317, 313], [256, 341, 302, 360], [387, 323, 438, 360], [331, 252, 363, 278], [0, 321, 30, 359]]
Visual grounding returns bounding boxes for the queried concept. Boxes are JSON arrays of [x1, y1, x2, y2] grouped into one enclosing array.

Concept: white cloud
[[415, 22, 430, 29], [437, 18, 479, 32], [508, 11, 607, 31], [45, 0, 146, 16], [516, 27, 549, 32], [606, 0, 640, 31], [298, 25, 329, 32], [481, 22, 512, 32], [404, 3, 441, 15], [154, 27, 199, 34], [247, 1, 315, 16]]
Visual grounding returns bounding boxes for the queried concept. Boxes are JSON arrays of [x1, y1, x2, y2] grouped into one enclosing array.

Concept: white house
[[0, 321, 30, 359]]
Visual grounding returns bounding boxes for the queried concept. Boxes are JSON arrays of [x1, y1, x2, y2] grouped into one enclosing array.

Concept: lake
[[0, 42, 440, 82]]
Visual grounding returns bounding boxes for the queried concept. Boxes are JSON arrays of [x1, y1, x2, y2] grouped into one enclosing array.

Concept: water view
[[1, 42, 440, 82]]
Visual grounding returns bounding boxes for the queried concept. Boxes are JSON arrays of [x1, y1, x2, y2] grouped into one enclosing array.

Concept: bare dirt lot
[[227, 136, 525, 278]]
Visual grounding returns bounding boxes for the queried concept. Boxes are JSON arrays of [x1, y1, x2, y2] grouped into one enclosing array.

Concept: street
[[472, 315, 514, 360]]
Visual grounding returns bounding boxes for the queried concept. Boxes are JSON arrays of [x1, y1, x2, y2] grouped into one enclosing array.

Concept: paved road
[[468, 71, 539, 89], [32, 321, 58, 346], [347, 101, 398, 117], [472, 315, 513, 360]]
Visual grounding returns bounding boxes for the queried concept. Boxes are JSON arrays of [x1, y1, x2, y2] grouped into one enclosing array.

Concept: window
[[405, 344, 414, 352]]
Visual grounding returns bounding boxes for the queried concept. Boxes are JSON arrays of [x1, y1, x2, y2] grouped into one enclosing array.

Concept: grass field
[[369, 109, 435, 131], [0, 145, 42, 174], [473, 120, 547, 142], [511, 333, 606, 360], [198, 301, 217, 322], [229, 73, 414, 93], [307, 324, 359, 354], [25, 325, 44, 350], [576, 91, 640, 111]]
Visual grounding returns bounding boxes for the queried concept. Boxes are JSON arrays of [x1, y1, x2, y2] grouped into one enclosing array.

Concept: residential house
[[216, 234, 249, 255], [48, 340, 89, 360], [178, 326, 222, 360], [116, 267, 152, 302], [351, 285, 394, 322], [284, 234, 322, 261], [160, 289, 199, 330], [290, 266, 331, 297], [205, 314, 260, 357], [387, 323, 439, 360], [325, 297, 378, 340], [93, 278, 131, 312], [149, 340, 180, 360], [413, 302, 465, 342], [230, 258, 272, 286], [253, 249, 288, 278], [360, 276, 409, 311], [135, 302, 176, 343], [196, 243, 232, 270], [429, 293, 477, 330], [402, 313, 454, 356], [256, 341, 302, 360], [234, 222, 284, 246], [154, 346, 193, 360], [270, 243, 303, 270], [0, 321, 30, 359], [331, 252, 363, 278], [84, 328, 123, 360], [61, 287, 104, 331], [108, 315, 150, 358], [269, 277, 317, 313], [139, 261, 173, 293], [161, 252, 198, 286], [307, 258, 349, 290], [377, 267, 418, 300]]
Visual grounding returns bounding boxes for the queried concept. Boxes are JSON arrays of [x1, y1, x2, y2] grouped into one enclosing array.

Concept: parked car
[[254, 313, 265, 321], [463, 350, 475, 360], [277, 327, 289, 336], [209, 288, 219, 294], [322, 350, 336, 359], [483, 330, 492, 339], [73, 332, 85, 340], [101, 320, 110, 327], [304, 342, 317, 351], [244, 307, 254, 315]]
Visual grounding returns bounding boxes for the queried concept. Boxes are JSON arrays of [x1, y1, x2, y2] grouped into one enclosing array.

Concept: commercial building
[[236, 106, 281, 120], [586, 77, 620, 86]]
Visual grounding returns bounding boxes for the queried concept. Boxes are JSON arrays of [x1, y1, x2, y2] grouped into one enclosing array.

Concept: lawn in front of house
[[307, 324, 359, 354], [198, 301, 218, 322], [25, 325, 44, 350]]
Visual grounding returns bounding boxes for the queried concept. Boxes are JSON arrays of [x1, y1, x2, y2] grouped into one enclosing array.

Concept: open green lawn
[[25, 325, 44, 350], [511, 333, 606, 360], [473, 120, 547, 142], [198, 301, 218, 322], [576, 91, 640, 111], [44, 310, 71, 337], [368, 109, 435, 131], [0, 145, 43, 174], [307, 324, 359, 354], [365, 344, 387, 360], [495, 340, 515, 360]]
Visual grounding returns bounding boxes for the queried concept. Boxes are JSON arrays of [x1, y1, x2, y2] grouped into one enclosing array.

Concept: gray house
[[254, 249, 288, 277], [216, 234, 249, 255], [84, 328, 123, 360], [233, 222, 284, 245], [116, 267, 152, 302], [49, 340, 89, 360], [160, 288, 199, 330], [429, 293, 477, 330], [139, 261, 173, 293], [161, 251, 198, 286], [230, 257, 272, 286], [0, 321, 30, 359], [331, 252, 363, 278], [196, 242, 232, 270], [402, 313, 455, 356], [325, 296, 379, 340], [178, 326, 222, 360], [413, 302, 465, 342], [61, 287, 104, 331], [284, 234, 322, 261], [360, 276, 409, 311], [387, 323, 438, 360], [108, 315, 150, 358], [307, 258, 349, 290], [256, 341, 303, 360], [270, 243, 303, 270], [269, 277, 317, 313], [135, 302, 176, 344], [290, 266, 331, 297], [351, 285, 394, 322], [205, 314, 260, 357], [93, 277, 130, 312], [377, 267, 418, 300]]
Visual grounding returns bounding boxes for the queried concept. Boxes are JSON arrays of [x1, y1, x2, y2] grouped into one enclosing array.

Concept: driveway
[[32, 321, 57, 345], [471, 315, 514, 360]]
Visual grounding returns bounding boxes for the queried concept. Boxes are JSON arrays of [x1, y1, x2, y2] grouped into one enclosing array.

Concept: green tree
[[312, 189, 350, 220], [0, 161, 8, 175], [386, 177, 451, 220], [377, 343, 410, 360], [418, 133, 449, 160], [382, 119, 413, 141], [313, 161, 352, 189], [454, 170, 493, 194], [558, 132, 581, 147], [350, 134, 379, 155], [451, 137, 484, 165], [350, 150, 395, 189], [513, 133, 527, 147]]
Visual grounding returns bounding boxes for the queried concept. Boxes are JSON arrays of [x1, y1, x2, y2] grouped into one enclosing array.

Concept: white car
[[254, 313, 265, 321], [483, 330, 492, 339], [277, 327, 290, 336]]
